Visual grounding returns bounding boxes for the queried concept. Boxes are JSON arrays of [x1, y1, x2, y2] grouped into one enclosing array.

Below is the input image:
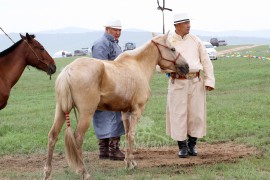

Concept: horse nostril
[[49, 64, 57, 74]]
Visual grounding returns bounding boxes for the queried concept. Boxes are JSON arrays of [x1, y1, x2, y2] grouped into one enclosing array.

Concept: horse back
[[56, 57, 150, 112]]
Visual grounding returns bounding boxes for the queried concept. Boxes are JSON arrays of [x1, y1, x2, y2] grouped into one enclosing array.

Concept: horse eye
[[40, 47, 45, 51], [171, 48, 175, 51]]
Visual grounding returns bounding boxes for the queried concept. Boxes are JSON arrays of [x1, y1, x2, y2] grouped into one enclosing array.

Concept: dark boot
[[109, 137, 125, 161], [187, 135, 197, 156], [177, 140, 188, 158], [98, 138, 109, 159]]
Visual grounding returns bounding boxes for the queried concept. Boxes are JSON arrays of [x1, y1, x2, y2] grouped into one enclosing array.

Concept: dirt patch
[[0, 142, 260, 174], [218, 45, 260, 55]]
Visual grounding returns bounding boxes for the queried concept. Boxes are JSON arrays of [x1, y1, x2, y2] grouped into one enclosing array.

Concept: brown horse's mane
[[0, 34, 35, 57]]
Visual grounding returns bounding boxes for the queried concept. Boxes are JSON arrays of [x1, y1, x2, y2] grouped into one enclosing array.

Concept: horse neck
[[135, 43, 160, 82], [0, 44, 28, 88]]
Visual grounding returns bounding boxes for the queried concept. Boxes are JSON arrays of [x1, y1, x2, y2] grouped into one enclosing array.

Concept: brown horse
[[0, 33, 56, 110], [43, 32, 189, 179]]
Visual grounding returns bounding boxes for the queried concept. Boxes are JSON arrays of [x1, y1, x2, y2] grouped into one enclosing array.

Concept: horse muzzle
[[176, 63, 189, 75], [48, 64, 57, 75]]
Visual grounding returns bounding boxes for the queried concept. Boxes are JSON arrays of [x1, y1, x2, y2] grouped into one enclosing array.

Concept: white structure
[[53, 50, 72, 58]]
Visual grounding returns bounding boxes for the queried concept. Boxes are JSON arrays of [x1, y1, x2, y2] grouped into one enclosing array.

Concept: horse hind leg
[[65, 111, 92, 179], [43, 107, 91, 180], [43, 104, 66, 180]]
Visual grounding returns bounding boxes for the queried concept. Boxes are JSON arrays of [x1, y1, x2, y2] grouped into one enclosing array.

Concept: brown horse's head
[[152, 31, 189, 75], [20, 33, 56, 76]]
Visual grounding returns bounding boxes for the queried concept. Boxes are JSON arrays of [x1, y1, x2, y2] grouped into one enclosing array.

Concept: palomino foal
[[43, 32, 189, 179]]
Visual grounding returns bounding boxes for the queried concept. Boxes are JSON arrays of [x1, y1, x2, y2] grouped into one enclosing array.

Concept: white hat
[[104, 19, 122, 29], [173, 13, 191, 24]]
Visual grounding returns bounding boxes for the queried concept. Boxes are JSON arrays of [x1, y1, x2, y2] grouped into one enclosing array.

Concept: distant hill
[[38, 27, 95, 34], [1, 27, 269, 56]]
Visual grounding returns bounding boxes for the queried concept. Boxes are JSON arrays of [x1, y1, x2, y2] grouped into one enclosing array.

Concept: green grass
[[1, 45, 270, 179]]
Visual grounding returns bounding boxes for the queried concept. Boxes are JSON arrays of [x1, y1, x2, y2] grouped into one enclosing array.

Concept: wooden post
[[157, 0, 172, 34]]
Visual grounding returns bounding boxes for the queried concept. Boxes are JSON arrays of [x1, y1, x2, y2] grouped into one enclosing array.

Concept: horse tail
[[55, 69, 73, 113], [55, 69, 83, 172], [64, 112, 84, 171]]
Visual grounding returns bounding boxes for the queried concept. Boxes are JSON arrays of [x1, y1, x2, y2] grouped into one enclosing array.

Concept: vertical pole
[[162, 0, 165, 34], [162, 11, 165, 34], [157, 0, 172, 34]]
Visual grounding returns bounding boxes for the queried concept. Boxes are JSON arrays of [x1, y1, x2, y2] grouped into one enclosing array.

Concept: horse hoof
[[125, 160, 137, 170], [82, 172, 91, 180], [82, 174, 91, 180], [43, 175, 52, 180], [43, 166, 52, 180]]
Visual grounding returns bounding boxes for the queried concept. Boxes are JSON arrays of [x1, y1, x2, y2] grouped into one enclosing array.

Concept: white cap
[[174, 13, 191, 24], [104, 19, 122, 29]]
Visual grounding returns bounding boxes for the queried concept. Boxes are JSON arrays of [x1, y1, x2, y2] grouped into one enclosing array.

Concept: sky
[[1, 0, 270, 34]]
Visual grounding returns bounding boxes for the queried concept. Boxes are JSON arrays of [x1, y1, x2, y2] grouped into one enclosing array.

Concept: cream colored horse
[[43, 32, 189, 179]]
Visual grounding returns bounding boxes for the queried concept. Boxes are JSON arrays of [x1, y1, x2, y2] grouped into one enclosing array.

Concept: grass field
[[1, 45, 270, 179]]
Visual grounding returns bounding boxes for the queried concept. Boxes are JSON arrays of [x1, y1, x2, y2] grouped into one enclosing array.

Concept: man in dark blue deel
[[91, 18, 125, 161]]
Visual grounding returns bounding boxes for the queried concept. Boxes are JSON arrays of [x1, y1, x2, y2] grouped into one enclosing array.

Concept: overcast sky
[[1, 0, 269, 34]]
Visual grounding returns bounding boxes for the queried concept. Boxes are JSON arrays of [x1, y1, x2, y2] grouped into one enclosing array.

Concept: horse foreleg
[[43, 105, 65, 180], [124, 108, 143, 170], [122, 112, 130, 163], [73, 114, 92, 179], [0, 86, 10, 110]]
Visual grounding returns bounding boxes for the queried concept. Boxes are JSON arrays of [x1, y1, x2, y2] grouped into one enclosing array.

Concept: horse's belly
[[98, 93, 132, 111], [97, 101, 130, 112]]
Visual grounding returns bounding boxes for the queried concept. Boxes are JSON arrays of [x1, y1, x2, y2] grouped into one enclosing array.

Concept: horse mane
[[0, 40, 23, 57], [0, 34, 36, 57]]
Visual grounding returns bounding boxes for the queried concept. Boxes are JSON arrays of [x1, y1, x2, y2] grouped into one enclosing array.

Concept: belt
[[171, 72, 200, 80]]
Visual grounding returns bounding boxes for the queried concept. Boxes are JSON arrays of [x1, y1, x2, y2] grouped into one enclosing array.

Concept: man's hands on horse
[[206, 86, 214, 91]]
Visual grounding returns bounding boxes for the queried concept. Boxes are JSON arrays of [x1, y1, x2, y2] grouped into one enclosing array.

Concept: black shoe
[[178, 147, 189, 158], [187, 135, 197, 156], [177, 140, 189, 158], [188, 146, 197, 156]]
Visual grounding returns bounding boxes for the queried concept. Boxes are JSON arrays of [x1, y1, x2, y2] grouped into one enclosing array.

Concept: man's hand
[[206, 86, 214, 91]]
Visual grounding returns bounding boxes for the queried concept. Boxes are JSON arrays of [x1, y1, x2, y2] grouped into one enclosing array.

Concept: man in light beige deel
[[157, 12, 215, 158]]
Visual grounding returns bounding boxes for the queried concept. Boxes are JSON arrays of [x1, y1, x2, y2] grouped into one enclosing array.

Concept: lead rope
[[0, 27, 15, 44], [1, 28, 31, 70], [23, 39, 43, 74]]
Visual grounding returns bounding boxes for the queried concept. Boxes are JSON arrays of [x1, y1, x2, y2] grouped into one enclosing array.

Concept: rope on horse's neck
[[23, 39, 41, 73], [1, 28, 32, 71], [0, 27, 15, 44], [24, 40, 40, 61]]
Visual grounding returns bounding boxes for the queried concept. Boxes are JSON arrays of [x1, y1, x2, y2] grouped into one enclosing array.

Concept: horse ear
[[164, 31, 170, 40], [152, 32, 158, 37], [26, 33, 31, 40], [20, 33, 25, 40]]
